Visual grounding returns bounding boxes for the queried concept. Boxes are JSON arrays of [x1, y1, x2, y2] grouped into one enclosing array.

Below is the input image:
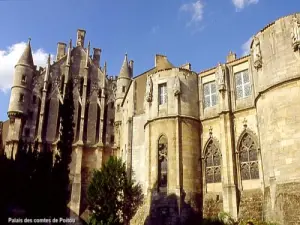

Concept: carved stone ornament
[[215, 63, 225, 91], [291, 14, 300, 51], [77, 33, 83, 47], [252, 36, 262, 70], [145, 75, 153, 102], [73, 75, 80, 87], [91, 80, 99, 93], [173, 75, 181, 96], [52, 75, 60, 91]]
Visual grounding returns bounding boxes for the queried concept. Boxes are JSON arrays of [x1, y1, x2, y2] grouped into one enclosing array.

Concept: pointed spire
[[43, 54, 51, 90], [47, 53, 51, 66], [104, 61, 107, 75], [119, 53, 130, 78], [85, 41, 90, 67], [17, 37, 34, 67], [67, 39, 72, 65]]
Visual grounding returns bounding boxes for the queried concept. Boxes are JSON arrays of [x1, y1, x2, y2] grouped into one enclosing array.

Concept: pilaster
[[69, 145, 83, 216], [36, 88, 47, 141], [219, 112, 237, 219], [78, 66, 88, 145]]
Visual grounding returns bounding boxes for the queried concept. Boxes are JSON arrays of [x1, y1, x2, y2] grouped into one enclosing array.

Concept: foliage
[[51, 79, 75, 217], [87, 156, 143, 225], [238, 219, 278, 225]]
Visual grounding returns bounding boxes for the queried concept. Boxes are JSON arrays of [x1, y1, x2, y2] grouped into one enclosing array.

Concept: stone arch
[[157, 134, 168, 194], [236, 129, 260, 181], [203, 137, 222, 184]]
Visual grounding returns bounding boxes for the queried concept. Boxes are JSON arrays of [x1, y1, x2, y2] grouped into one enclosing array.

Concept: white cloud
[[0, 42, 54, 93], [180, 0, 204, 26], [232, 0, 259, 10], [241, 36, 253, 56]]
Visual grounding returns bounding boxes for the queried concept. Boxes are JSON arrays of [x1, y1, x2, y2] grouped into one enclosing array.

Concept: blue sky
[[0, 0, 299, 121]]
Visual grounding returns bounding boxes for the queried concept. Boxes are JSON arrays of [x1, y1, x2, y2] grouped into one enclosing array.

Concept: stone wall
[[203, 193, 223, 218], [238, 189, 263, 221], [264, 182, 300, 225]]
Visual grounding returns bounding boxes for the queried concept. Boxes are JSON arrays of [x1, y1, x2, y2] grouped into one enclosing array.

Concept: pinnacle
[[17, 38, 34, 67]]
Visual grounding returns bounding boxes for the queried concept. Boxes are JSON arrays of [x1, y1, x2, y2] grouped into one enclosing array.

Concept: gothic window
[[21, 74, 27, 84], [28, 111, 33, 120], [158, 135, 168, 194], [203, 81, 217, 108], [80, 77, 84, 96], [110, 135, 114, 144], [158, 83, 167, 105], [239, 133, 259, 180], [32, 95, 37, 104], [235, 70, 251, 99], [110, 119, 114, 126], [19, 93, 25, 102], [205, 140, 221, 183], [24, 128, 30, 137], [60, 75, 65, 94]]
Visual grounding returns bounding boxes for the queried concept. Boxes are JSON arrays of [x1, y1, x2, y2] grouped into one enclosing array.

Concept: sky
[[0, 0, 299, 121]]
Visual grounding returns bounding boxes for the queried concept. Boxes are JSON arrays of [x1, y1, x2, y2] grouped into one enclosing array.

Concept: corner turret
[[6, 38, 35, 158], [114, 54, 132, 148]]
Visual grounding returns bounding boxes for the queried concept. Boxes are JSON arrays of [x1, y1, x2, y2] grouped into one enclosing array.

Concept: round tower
[[144, 66, 201, 222], [114, 54, 132, 147], [251, 13, 300, 223], [6, 39, 34, 158]]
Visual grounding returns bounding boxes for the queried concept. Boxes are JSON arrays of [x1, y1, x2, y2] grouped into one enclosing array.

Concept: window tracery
[[205, 140, 221, 183], [158, 135, 168, 193], [239, 133, 259, 180]]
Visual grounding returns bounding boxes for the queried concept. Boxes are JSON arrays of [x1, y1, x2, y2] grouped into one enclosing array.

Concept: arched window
[[239, 132, 259, 180], [158, 135, 168, 194], [60, 74, 65, 94], [80, 77, 84, 96], [205, 139, 221, 183]]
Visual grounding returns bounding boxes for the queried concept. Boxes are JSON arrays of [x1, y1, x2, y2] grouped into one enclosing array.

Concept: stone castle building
[[1, 12, 300, 225]]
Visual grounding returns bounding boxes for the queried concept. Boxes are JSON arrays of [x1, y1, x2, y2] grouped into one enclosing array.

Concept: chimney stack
[[56, 42, 67, 61], [226, 51, 237, 63], [129, 60, 134, 77], [93, 48, 101, 67]]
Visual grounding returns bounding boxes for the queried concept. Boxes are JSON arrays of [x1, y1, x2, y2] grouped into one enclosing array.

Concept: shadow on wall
[[143, 182, 225, 225]]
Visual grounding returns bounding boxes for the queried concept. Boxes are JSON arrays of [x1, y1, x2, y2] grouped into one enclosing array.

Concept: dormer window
[[19, 94, 25, 102], [21, 74, 27, 84]]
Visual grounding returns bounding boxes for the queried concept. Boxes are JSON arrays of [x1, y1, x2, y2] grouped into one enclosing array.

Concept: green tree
[[51, 79, 75, 217], [87, 156, 143, 225]]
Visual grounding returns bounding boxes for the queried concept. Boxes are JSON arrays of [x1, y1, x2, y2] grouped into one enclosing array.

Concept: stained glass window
[[205, 140, 221, 183], [203, 82, 217, 108], [235, 70, 251, 99], [158, 135, 168, 193], [239, 133, 259, 180]]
